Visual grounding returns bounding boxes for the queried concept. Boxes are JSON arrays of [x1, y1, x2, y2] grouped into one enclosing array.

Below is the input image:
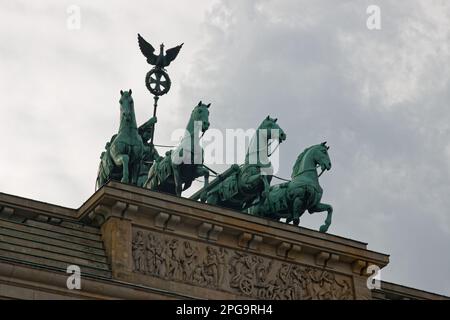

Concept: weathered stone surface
[[101, 216, 132, 280], [0, 181, 448, 300], [0, 214, 110, 279], [131, 229, 353, 300]]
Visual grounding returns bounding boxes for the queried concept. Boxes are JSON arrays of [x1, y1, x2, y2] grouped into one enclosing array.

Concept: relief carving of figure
[[145, 234, 157, 274], [301, 268, 317, 300], [192, 264, 206, 285], [180, 242, 197, 282], [155, 242, 168, 278], [203, 247, 219, 287], [230, 252, 270, 297], [131, 230, 354, 300], [335, 279, 353, 300], [132, 231, 146, 272], [317, 271, 335, 300], [166, 239, 181, 279], [267, 264, 293, 300], [217, 248, 227, 286]]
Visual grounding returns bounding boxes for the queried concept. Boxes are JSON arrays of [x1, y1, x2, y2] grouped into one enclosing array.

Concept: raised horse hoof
[[319, 224, 329, 233]]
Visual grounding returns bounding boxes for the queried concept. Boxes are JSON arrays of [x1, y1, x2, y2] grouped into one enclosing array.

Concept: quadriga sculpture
[[144, 101, 211, 196], [205, 116, 287, 211], [249, 142, 333, 233]]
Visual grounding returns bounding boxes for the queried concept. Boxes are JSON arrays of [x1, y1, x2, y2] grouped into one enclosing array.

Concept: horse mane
[[291, 146, 313, 179]]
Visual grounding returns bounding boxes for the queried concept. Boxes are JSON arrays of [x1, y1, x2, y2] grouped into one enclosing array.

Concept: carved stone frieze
[[131, 229, 354, 300]]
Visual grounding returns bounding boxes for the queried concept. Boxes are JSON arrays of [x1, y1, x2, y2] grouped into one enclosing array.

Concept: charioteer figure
[[137, 116, 162, 186]]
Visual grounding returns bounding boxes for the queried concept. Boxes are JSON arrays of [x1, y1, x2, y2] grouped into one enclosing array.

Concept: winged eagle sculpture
[[138, 33, 183, 69]]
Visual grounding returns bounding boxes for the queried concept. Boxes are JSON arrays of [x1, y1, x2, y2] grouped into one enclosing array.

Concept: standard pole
[[149, 95, 159, 146]]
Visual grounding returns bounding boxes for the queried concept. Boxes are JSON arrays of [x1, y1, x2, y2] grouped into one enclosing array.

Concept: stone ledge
[[0, 181, 391, 300], [0, 259, 191, 299], [76, 182, 389, 274]]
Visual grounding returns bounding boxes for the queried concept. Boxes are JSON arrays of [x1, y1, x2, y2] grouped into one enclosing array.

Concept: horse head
[[292, 142, 332, 179], [119, 89, 135, 124], [259, 116, 287, 143], [191, 101, 211, 133], [315, 142, 332, 172]]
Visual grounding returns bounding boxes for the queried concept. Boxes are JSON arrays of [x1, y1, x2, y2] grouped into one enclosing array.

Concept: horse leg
[[261, 175, 270, 198], [292, 197, 305, 226], [198, 166, 210, 202], [114, 154, 129, 183], [308, 203, 333, 233], [132, 160, 141, 185], [131, 145, 144, 186], [129, 160, 137, 185], [172, 164, 182, 196], [204, 168, 209, 189]]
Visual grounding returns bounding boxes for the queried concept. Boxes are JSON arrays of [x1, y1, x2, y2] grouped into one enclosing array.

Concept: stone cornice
[[80, 182, 389, 274], [0, 181, 390, 277]]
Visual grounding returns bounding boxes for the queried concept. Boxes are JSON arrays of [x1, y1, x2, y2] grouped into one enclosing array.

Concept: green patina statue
[[249, 142, 333, 233], [138, 33, 183, 97], [144, 101, 211, 196], [203, 116, 287, 211], [96, 90, 159, 189], [94, 35, 336, 233], [137, 117, 161, 186]]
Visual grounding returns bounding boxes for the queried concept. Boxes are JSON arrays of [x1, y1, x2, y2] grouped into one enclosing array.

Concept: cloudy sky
[[1, 0, 449, 296]]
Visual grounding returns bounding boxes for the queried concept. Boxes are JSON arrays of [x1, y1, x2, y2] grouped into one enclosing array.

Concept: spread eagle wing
[[163, 43, 184, 67], [138, 33, 158, 65]]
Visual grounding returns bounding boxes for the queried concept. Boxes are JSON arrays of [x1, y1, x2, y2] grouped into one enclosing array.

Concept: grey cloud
[[179, 0, 450, 295], [0, 0, 449, 295]]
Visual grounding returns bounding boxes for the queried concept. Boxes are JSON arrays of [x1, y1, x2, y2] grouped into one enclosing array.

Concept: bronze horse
[[144, 101, 211, 196], [96, 90, 144, 188]]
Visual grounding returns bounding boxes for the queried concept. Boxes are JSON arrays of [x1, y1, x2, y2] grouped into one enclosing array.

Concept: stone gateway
[[0, 181, 447, 300]]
